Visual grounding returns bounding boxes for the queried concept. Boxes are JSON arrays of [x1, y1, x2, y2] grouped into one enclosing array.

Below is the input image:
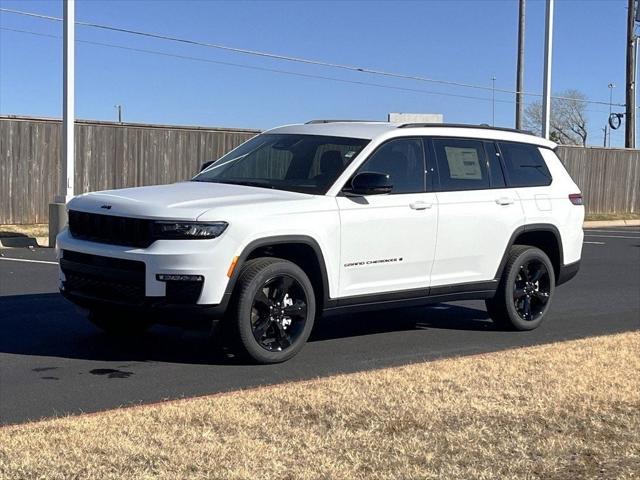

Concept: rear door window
[[432, 138, 490, 191], [497, 142, 552, 187]]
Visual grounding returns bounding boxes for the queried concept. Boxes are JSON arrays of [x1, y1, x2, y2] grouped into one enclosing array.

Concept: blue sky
[[0, 0, 631, 146]]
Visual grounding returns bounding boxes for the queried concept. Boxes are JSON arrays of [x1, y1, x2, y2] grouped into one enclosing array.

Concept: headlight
[[152, 221, 228, 240]]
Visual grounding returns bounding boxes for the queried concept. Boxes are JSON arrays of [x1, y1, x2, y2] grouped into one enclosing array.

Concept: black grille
[[68, 210, 154, 248], [61, 250, 146, 303]]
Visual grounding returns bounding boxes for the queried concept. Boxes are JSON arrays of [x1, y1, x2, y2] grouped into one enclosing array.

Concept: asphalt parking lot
[[0, 228, 638, 425]]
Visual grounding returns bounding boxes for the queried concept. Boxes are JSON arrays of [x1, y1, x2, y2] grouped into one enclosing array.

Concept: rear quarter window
[[498, 142, 552, 187]]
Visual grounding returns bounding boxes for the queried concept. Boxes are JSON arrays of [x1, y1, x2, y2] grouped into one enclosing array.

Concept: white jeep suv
[[57, 121, 584, 363]]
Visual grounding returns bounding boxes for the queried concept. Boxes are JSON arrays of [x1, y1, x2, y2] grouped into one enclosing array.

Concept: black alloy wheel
[[251, 275, 308, 352], [513, 259, 551, 322], [228, 257, 316, 364], [486, 245, 555, 331]]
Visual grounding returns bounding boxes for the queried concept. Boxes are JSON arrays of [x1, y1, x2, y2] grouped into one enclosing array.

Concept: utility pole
[[608, 83, 615, 147], [515, 0, 526, 129], [625, 0, 636, 148], [604, 82, 616, 147], [541, 0, 554, 140], [491, 75, 496, 126], [115, 104, 123, 123], [49, 0, 75, 247]]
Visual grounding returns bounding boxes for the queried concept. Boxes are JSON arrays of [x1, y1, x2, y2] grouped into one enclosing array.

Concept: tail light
[[569, 193, 583, 206]]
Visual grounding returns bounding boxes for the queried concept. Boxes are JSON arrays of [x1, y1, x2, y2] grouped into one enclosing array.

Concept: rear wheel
[[486, 245, 555, 331], [227, 257, 315, 364], [88, 309, 152, 335]]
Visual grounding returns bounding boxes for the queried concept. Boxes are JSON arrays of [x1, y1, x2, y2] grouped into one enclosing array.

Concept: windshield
[[193, 134, 370, 194]]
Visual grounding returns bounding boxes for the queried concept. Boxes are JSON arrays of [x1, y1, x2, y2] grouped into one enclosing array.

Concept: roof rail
[[397, 122, 535, 136], [305, 119, 381, 124]]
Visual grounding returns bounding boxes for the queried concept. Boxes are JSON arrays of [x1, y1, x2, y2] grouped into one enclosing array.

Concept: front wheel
[[486, 245, 555, 331], [227, 257, 315, 364]]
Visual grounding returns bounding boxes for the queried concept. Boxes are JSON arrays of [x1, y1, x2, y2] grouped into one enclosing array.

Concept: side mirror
[[348, 172, 393, 196], [200, 160, 214, 172]]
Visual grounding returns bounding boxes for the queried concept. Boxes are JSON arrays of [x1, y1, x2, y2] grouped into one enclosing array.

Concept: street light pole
[[61, 0, 74, 201], [541, 0, 554, 139], [49, 0, 75, 247]]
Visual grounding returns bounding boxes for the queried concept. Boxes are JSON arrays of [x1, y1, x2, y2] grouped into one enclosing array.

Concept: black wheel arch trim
[[221, 235, 333, 312], [557, 260, 580, 286], [494, 223, 566, 282]]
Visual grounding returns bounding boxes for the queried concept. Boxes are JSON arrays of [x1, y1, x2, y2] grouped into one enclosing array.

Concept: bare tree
[[523, 89, 588, 146]]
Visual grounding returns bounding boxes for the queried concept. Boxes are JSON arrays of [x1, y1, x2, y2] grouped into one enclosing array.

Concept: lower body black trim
[[62, 278, 503, 321], [323, 280, 498, 315], [557, 260, 580, 286]]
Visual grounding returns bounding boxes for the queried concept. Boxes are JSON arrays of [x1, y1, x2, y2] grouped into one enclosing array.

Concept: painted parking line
[[584, 234, 640, 240], [583, 241, 605, 245], [0, 257, 58, 266]]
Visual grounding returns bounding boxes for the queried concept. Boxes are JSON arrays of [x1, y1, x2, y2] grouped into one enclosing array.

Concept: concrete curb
[[583, 219, 640, 229]]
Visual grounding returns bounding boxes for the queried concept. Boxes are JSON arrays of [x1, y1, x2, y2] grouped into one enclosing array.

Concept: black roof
[[397, 123, 534, 135], [305, 119, 381, 124], [305, 119, 534, 136]]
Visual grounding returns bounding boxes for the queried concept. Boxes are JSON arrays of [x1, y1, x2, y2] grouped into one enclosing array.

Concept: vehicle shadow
[[0, 230, 39, 247], [0, 292, 493, 366], [311, 303, 493, 342]]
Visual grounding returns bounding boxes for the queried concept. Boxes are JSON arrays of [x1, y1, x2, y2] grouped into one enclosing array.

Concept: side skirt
[[323, 280, 497, 315]]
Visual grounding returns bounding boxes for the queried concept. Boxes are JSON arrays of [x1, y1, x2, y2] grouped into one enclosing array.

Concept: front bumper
[[56, 228, 236, 315], [60, 289, 227, 320]]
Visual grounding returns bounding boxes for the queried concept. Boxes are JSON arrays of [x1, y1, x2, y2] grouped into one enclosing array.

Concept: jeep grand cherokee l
[[57, 121, 584, 363]]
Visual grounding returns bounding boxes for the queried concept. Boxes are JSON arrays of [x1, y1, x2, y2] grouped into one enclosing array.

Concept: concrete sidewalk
[[584, 219, 640, 228]]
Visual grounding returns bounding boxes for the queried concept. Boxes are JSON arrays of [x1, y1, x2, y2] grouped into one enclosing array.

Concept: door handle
[[495, 197, 515, 206], [409, 201, 432, 210]]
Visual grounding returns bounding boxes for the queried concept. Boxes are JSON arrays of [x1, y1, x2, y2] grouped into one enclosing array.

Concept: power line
[[0, 7, 626, 108], [0, 26, 535, 106], [0, 26, 613, 115]]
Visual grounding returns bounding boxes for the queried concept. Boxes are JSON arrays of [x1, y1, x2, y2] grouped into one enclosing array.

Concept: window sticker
[[344, 151, 356, 159], [444, 146, 482, 180]]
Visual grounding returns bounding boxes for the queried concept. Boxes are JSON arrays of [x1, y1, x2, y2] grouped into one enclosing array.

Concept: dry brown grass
[[0, 224, 48, 238], [585, 212, 640, 221], [1, 332, 639, 480]]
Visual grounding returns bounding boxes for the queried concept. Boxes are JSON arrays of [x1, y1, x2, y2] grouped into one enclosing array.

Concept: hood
[[67, 181, 312, 221]]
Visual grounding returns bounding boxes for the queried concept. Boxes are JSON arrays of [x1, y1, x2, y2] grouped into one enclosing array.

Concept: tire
[[88, 309, 152, 336], [227, 257, 316, 364], [486, 245, 555, 331]]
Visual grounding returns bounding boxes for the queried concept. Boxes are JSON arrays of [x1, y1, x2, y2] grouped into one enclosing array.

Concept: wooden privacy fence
[[555, 145, 639, 215], [0, 116, 259, 224], [1, 116, 639, 224]]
